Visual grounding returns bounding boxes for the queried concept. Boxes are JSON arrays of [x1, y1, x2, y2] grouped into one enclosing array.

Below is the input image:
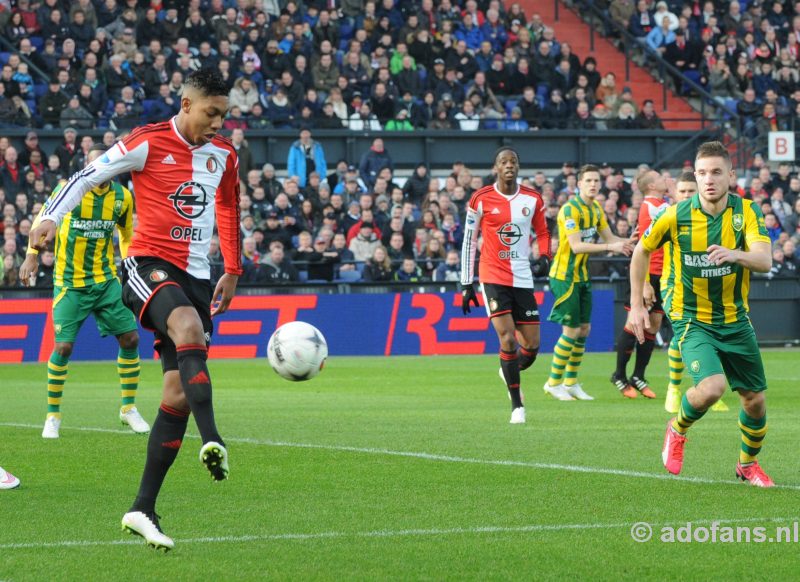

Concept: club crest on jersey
[[489, 298, 499, 312], [732, 214, 744, 231], [206, 156, 218, 173], [169, 181, 209, 219], [113, 200, 123, 214], [150, 270, 168, 282], [497, 223, 523, 247], [522, 206, 531, 217]]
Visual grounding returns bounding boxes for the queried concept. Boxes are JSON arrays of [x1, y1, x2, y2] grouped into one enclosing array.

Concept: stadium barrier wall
[[0, 290, 615, 363]]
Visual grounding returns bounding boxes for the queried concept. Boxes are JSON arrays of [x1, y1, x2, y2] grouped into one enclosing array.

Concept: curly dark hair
[[183, 69, 230, 97]]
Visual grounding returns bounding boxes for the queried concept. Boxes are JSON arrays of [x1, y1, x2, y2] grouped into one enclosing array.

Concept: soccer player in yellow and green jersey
[[660, 171, 728, 414], [545, 164, 634, 401], [21, 145, 149, 439], [630, 141, 774, 486]]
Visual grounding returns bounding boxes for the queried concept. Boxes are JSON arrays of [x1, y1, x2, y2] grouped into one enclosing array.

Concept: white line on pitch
[[1, 516, 798, 551], [2, 422, 799, 491]]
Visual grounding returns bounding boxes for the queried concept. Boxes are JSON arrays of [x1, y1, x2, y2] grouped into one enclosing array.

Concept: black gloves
[[461, 282, 479, 314]]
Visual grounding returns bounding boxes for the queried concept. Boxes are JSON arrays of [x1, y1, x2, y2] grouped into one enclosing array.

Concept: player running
[[611, 169, 667, 399], [20, 145, 149, 439], [630, 141, 774, 486], [29, 70, 244, 548], [460, 147, 551, 424], [661, 172, 728, 413], [545, 164, 634, 401]]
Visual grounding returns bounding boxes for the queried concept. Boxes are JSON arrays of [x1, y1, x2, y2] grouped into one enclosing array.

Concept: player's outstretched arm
[[597, 227, 635, 256], [629, 242, 652, 343]]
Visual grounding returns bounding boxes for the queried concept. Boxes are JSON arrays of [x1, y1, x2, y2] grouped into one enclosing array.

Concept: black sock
[[176, 345, 223, 445], [500, 350, 522, 409], [131, 404, 189, 513], [633, 333, 656, 379], [615, 327, 637, 377], [518, 346, 538, 371]]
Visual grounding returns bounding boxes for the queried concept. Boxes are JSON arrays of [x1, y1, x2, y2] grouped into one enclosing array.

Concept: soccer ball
[[267, 321, 328, 381]]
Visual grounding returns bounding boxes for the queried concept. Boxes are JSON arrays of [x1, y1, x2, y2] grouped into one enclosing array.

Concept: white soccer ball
[[267, 321, 328, 381]]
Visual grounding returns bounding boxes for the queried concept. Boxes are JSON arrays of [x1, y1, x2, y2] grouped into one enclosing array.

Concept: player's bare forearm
[[630, 243, 651, 308], [629, 243, 652, 343], [707, 242, 771, 273], [19, 254, 38, 286], [211, 273, 239, 317]]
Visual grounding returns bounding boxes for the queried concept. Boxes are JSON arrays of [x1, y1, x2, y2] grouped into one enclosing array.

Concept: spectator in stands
[[646, 16, 676, 55], [629, 0, 654, 48], [250, 242, 299, 284], [359, 138, 392, 190], [596, 72, 620, 109], [229, 77, 259, 115], [543, 89, 570, 129], [287, 129, 327, 190], [454, 100, 481, 130], [264, 87, 296, 129], [394, 256, 425, 281], [362, 245, 393, 281], [241, 236, 261, 268], [59, 95, 94, 130], [330, 232, 356, 274], [349, 221, 380, 262], [636, 99, 665, 129], [569, 101, 597, 129], [0, 148, 25, 197], [38, 79, 68, 129]]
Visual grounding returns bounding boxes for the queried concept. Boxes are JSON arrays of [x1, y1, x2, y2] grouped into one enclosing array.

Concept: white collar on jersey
[[170, 116, 205, 149], [493, 183, 520, 198]]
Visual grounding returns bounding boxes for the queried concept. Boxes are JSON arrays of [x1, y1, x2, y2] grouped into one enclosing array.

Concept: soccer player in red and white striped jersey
[[30, 70, 243, 551], [460, 147, 551, 424], [612, 169, 668, 399]]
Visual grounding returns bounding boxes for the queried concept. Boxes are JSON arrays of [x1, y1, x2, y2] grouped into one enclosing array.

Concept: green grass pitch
[[2, 350, 799, 580]]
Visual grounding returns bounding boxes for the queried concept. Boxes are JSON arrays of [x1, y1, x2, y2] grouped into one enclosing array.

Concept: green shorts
[[52, 279, 138, 343], [674, 318, 767, 392], [547, 279, 592, 327]]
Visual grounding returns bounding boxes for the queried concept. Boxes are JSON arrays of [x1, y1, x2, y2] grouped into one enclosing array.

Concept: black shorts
[[120, 256, 213, 372], [481, 283, 540, 324], [624, 273, 664, 314]]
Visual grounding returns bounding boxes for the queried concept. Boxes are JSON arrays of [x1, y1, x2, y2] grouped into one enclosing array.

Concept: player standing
[[661, 172, 728, 413], [20, 145, 149, 439], [545, 165, 634, 401], [29, 70, 244, 548], [610, 169, 668, 399], [460, 147, 552, 424], [630, 141, 773, 486]]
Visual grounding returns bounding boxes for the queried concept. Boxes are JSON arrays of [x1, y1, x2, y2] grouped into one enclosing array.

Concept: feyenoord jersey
[[642, 194, 769, 325], [638, 195, 669, 276], [460, 184, 551, 288], [41, 118, 243, 280]]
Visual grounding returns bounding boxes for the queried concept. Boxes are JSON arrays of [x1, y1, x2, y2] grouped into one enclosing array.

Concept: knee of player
[[118, 331, 140, 350], [698, 374, 727, 397], [579, 323, 591, 337], [167, 307, 206, 345], [498, 330, 517, 348], [54, 342, 74, 358]]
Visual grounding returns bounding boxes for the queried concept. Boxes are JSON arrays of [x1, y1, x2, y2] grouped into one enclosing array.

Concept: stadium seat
[[298, 270, 309, 282], [33, 83, 48, 98], [142, 99, 155, 116], [504, 99, 518, 116], [0, 53, 10, 66], [29, 36, 44, 51], [483, 119, 499, 130], [336, 270, 362, 283]]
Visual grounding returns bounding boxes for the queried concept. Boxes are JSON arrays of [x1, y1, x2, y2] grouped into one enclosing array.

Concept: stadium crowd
[[600, 0, 800, 145], [2, 124, 799, 286], [0, 0, 671, 132], [0, 0, 799, 286]]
